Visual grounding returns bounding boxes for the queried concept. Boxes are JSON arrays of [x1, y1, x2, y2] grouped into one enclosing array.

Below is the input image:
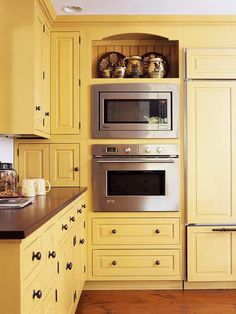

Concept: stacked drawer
[[92, 218, 181, 279]]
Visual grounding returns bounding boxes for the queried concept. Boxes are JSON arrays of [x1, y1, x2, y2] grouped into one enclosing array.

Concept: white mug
[[34, 179, 51, 196], [22, 179, 36, 197]]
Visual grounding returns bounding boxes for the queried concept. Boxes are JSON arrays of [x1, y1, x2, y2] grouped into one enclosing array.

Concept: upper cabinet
[[0, 0, 51, 138], [186, 48, 236, 79], [92, 33, 179, 79], [51, 33, 80, 134]]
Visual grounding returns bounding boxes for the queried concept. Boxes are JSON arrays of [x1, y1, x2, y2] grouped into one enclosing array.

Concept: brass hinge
[[84, 265, 86, 273], [79, 122, 81, 129], [79, 78, 81, 86], [79, 36, 81, 44], [17, 148, 19, 156], [17, 175, 19, 183], [57, 261, 60, 274], [84, 220, 85, 229], [42, 71, 45, 79], [43, 24, 46, 33]]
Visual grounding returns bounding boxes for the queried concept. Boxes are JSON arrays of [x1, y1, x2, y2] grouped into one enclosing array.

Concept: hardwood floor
[[76, 290, 236, 314]]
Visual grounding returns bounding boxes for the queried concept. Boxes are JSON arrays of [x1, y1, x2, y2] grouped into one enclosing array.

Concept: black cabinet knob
[[155, 229, 160, 234], [70, 216, 75, 222], [79, 239, 85, 245], [155, 260, 160, 266], [62, 224, 68, 231], [45, 111, 50, 116], [32, 251, 41, 261], [35, 106, 41, 111], [32, 289, 42, 299], [77, 208, 82, 214], [66, 262, 73, 270], [112, 229, 117, 234], [82, 204, 86, 209], [112, 261, 117, 266], [48, 251, 56, 259], [74, 167, 79, 172]]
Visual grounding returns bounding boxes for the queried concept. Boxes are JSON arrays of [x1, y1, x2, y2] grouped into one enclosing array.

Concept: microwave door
[[99, 92, 171, 131]]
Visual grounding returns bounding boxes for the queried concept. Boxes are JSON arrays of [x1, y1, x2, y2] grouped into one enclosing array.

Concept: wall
[[0, 137, 13, 163]]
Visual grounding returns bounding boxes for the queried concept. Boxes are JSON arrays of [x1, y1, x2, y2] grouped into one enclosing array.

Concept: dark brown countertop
[[0, 187, 87, 239]]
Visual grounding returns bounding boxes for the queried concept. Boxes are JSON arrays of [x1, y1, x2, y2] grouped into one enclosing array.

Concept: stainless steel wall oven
[[92, 144, 180, 212], [92, 83, 179, 138]]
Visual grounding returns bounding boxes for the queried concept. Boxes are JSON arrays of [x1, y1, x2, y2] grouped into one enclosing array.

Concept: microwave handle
[[96, 158, 176, 164]]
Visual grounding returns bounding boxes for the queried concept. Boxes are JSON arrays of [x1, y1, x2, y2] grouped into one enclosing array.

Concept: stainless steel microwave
[[92, 83, 179, 138]]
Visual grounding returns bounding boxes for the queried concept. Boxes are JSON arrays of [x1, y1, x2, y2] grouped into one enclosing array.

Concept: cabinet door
[[18, 144, 50, 186], [50, 144, 80, 186], [51, 33, 80, 134], [35, 7, 44, 133], [42, 23, 50, 135], [187, 226, 236, 281], [187, 81, 236, 223]]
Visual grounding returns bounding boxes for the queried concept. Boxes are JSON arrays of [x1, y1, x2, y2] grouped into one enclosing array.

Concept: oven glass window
[[107, 170, 165, 196], [104, 99, 168, 125]]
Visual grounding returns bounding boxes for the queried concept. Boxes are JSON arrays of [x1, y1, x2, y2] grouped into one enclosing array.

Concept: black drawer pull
[[82, 204, 86, 209], [45, 111, 50, 116], [48, 251, 56, 259], [155, 260, 160, 266], [74, 167, 79, 172], [155, 229, 160, 234], [32, 251, 41, 261], [112, 229, 117, 234], [79, 239, 85, 245], [66, 262, 73, 270], [77, 208, 82, 214], [212, 228, 236, 232], [33, 289, 42, 299], [35, 106, 41, 111], [112, 260, 117, 266], [62, 224, 68, 231], [70, 216, 75, 222]]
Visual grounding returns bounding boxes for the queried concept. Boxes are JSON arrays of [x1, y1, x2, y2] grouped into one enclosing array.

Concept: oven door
[[99, 92, 171, 131], [93, 157, 179, 212]]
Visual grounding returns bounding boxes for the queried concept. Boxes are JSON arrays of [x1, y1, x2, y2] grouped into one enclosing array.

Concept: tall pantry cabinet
[[186, 49, 236, 282]]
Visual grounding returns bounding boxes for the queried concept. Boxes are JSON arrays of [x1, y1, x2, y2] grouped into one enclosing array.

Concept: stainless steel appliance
[[92, 144, 180, 212], [92, 83, 179, 138]]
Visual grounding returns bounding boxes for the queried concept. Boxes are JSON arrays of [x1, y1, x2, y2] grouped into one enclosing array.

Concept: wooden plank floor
[[76, 290, 236, 314]]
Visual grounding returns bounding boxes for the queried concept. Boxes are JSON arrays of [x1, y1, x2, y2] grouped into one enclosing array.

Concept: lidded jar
[[0, 162, 17, 192], [148, 57, 165, 78], [123, 55, 143, 78]]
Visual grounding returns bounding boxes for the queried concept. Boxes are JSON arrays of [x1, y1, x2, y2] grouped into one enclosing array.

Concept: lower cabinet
[[91, 218, 181, 280], [0, 192, 87, 314], [187, 226, 236, 281]]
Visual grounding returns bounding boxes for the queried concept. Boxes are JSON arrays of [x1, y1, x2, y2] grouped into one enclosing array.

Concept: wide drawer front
[[93, 249, 180, 277], [92, 218, 179, 245], [186, 48, 236, 79]]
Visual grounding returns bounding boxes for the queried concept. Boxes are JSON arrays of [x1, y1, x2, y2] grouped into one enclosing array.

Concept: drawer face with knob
[[92, 249, 180, 277], [22, 236, 42, 279], [92, 218, 179, 246]]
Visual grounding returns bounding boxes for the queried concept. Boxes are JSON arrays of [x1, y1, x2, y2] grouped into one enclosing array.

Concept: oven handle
[[96, 158, 176, 164]]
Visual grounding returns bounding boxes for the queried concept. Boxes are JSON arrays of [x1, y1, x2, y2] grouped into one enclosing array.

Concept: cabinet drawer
[[22, 236, 43, 279], [186, 48, 236, 79], [93, 249, 180, 277], [23, 270, 44, 313], [92, 218, 179, 245]]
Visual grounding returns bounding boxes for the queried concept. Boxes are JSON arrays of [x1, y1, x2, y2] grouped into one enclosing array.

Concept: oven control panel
[[93, 144, 179, 157]]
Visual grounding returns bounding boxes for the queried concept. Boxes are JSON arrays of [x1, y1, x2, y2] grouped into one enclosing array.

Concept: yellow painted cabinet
[[186, 48, 236, 79], [50, 144, 80, 186], [51, 32, 80, 135], [187, 81, 236, 223], [18, 143, 50, 186], [0, 0, 50, 138], [17, 143, 80, 187], [187, 226, 236, 281]]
